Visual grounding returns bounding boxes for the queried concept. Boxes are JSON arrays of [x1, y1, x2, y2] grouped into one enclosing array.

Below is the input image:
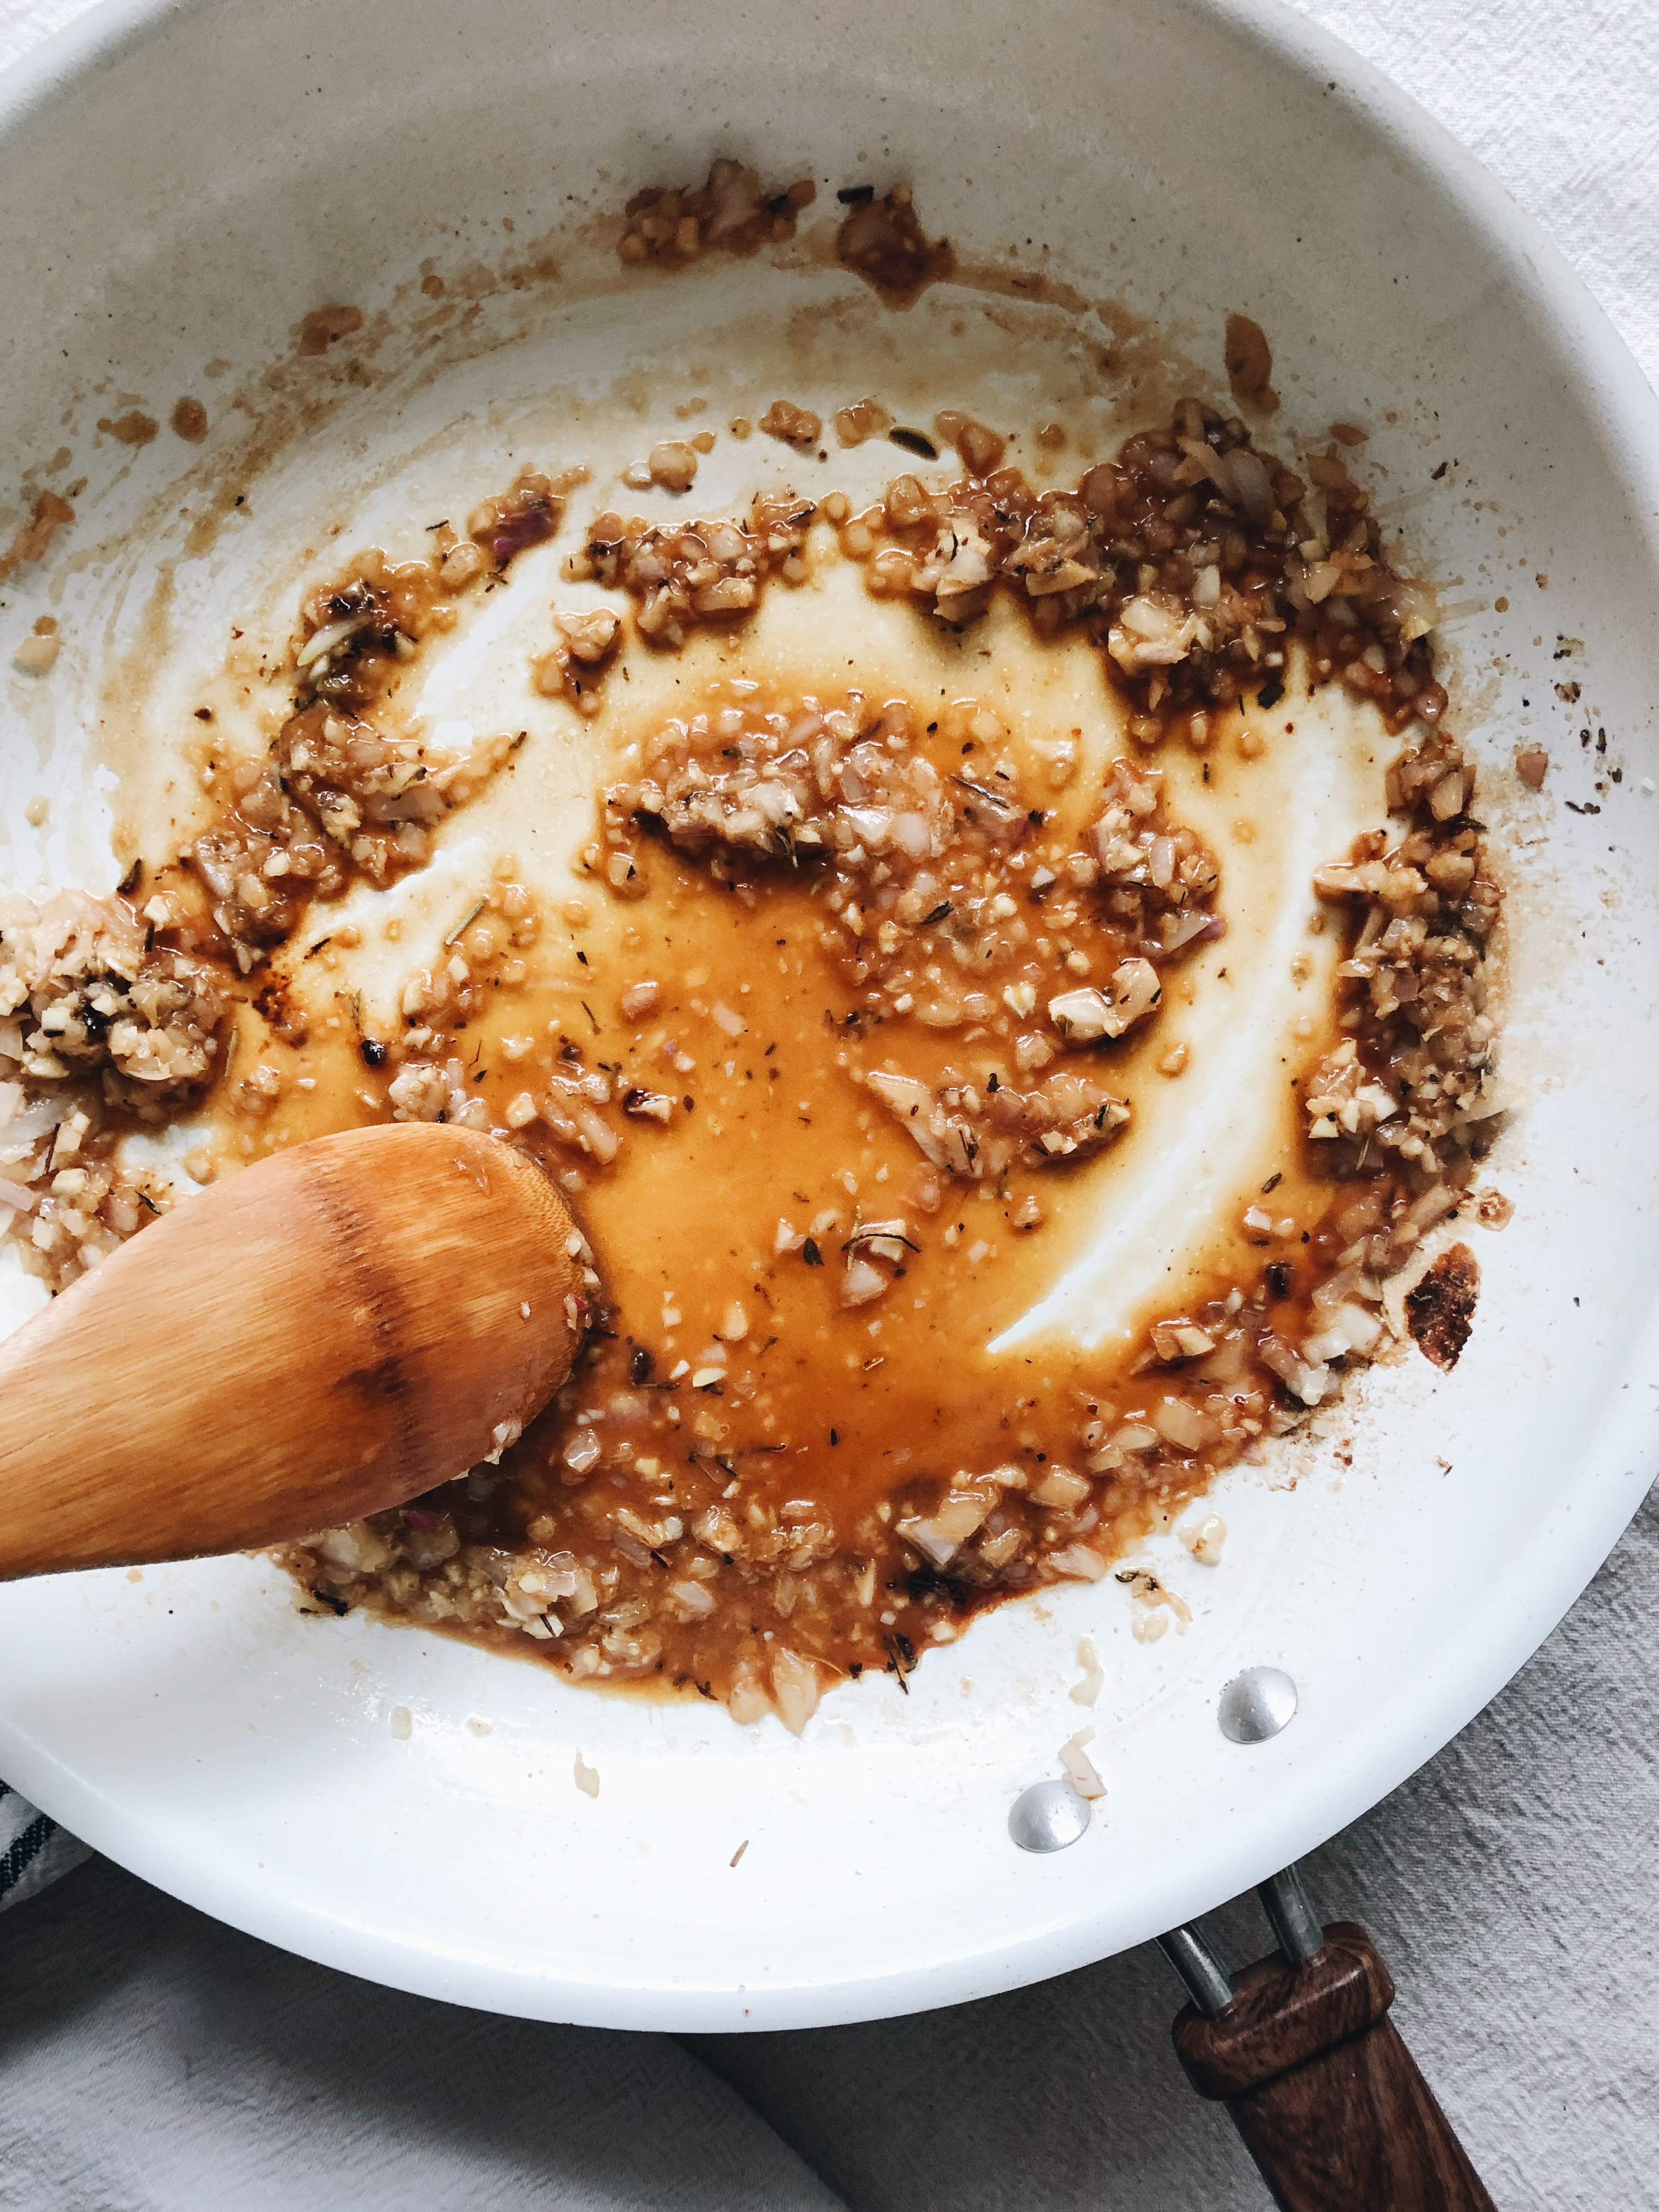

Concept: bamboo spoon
[[0, 1123, 585, 1579]]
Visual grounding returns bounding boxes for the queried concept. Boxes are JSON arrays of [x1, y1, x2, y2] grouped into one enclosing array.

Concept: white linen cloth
[[2, 0, 1657, 2203]]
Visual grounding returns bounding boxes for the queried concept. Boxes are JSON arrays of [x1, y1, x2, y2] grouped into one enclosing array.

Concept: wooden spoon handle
[[1173, 1924, 1495, 2210], [0, 1124, 582, 1577]]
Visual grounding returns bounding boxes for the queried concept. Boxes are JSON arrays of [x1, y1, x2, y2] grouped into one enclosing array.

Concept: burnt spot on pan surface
[[1406, 1241, 1480, 1370]]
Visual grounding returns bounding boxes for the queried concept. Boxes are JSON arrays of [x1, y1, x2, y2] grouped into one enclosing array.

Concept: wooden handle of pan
[[1172, 1923, 1495, 2211]]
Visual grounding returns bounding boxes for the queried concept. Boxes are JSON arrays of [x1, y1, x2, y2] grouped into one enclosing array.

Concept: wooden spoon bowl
[[0, 1123, 584, 1578]]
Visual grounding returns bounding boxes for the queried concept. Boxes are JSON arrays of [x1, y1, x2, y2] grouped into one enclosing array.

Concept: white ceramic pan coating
[[1, 0, 1656, 2032]]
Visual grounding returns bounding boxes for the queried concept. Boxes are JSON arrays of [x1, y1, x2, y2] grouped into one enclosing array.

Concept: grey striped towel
[[0, 1780, 89, 1911]]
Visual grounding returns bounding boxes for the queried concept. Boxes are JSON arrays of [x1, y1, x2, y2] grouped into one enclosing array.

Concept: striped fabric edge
[[0, 1781, 92, 1912]]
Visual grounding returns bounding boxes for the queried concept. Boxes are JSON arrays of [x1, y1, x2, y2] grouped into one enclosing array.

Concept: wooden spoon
[[0, 1123, 585, 1579]]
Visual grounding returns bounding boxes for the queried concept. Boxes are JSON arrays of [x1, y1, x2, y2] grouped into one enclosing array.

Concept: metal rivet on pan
[[1218, 1666, 1299, 1744], [1008, 1778, 1092, 1853]]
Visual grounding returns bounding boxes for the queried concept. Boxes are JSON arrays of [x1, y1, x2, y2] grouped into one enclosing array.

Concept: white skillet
[[0, 0, 1655, 2030]]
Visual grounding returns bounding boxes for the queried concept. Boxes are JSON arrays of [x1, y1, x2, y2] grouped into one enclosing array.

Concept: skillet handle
[[1171, 1923, 1495, 2211]]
